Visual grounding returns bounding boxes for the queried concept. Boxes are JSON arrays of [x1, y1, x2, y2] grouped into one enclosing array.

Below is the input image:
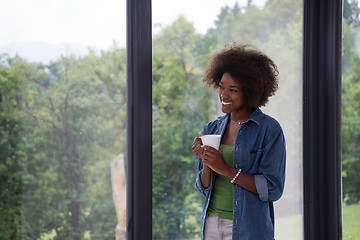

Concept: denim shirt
[[195, 108, 286, 240]]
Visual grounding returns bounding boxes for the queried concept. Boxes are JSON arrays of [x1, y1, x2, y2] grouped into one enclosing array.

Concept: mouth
[[221, 100, 233, 106]]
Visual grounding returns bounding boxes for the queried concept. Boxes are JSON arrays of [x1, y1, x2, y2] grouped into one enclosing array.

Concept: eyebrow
[[219, 81, 241, 89]]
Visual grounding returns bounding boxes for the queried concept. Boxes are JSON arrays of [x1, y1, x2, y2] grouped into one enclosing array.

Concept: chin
[[221, 107, 233, 114]]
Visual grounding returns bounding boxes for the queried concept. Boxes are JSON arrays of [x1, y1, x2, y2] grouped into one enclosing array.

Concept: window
[[128, 0, 344, 239], [1, 0, 345, 239], [342, 1, 360, 239], [151, 0, 303, 239], [0, 1, 126, 239]]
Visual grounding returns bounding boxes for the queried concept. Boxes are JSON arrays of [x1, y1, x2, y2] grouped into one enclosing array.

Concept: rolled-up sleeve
[[255, 126, 286, 202], [254, 174, 269, 201]]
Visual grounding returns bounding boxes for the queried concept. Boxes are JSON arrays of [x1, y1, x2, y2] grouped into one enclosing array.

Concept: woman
[[192, 44, 286, 240]]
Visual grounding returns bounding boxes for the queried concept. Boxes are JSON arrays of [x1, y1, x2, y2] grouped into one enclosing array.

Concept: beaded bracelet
[[230, 169, 242, 183]]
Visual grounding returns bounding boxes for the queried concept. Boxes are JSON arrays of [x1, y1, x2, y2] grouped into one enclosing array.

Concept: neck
[[230, 108, 253, 123]]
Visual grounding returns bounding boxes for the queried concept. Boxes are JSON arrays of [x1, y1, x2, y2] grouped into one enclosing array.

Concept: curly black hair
[[202, 44, 279, 109]]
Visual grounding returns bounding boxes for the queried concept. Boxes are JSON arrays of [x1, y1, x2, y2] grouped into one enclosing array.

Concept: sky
[[0, 0, 266, 51]]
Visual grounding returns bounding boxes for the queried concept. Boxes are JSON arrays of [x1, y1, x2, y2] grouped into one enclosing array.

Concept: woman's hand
[[201, 146, 230, 176], [202, 145, 258, 195], [192, 132, 204, 158], [192, 132, 213, 188]]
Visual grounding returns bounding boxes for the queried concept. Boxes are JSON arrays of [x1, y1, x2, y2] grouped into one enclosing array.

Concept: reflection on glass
[[342, 1, 360, 239], [0, 1, 126, 239], [152, 0, 303, 239]]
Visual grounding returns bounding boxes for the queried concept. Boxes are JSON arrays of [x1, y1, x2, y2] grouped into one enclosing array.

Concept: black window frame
[[303, 0, 343, 239], [126, 0, 152, 239], [126, 0, 343, 239]]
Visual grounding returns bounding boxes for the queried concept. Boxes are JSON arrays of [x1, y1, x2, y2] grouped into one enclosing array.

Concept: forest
[[1, 0, 359, 239]]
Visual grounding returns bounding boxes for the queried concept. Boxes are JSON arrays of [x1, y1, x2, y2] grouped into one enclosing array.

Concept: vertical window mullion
[[126, 0, 152, 239], [303, 0, 343, 239]]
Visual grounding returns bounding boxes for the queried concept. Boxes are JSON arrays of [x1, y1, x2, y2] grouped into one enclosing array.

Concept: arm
[[224, 168, 258, 195], [202, 126, 286, 201], [192, 132, 212, 189], [201, 146, 258, 195], [200, 165, 212, 189], [253, 127, 286, 202]]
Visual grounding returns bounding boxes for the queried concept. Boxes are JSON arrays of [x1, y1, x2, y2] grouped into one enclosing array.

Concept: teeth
[[221, 100, 232, 105]]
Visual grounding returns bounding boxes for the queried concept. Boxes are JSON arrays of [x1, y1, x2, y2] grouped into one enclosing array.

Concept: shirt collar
[[247, 108, 262, 125], [218, 108, 262, 135]]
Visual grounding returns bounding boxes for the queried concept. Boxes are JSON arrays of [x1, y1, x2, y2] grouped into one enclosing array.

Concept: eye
[[219, 85, 224, 90], [230, 89, 238, 92]]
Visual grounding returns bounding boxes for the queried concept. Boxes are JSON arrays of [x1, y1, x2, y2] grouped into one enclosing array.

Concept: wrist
[[222, 165, 236, 178], [202, 164, 211, 173], [230, 168, 242, 183]]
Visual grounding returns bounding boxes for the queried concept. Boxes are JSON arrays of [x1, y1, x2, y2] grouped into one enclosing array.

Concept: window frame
[[126, 0, 344, 239], [303, 0, 343, 239], [126, 0, 152, 239]]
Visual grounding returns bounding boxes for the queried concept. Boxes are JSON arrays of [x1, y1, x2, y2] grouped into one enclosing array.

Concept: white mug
[[200, 134, 222, 150]]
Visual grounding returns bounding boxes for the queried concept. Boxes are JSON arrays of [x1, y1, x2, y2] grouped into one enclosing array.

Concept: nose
[[220, 90, 230, 99]]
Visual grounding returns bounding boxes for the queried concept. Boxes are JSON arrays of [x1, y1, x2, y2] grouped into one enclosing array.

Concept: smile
[[221, 100, 233, 105]]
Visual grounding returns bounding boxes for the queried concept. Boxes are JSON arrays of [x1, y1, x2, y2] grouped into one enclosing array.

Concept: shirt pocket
[[247, 149, 263, 171]]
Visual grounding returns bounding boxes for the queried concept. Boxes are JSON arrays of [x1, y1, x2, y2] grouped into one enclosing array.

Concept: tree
[[0, 55, 24, 240], [342, 55, 360, 204], [0, 47, 127, 239], [152, 17, 215, 239], [344, 0, 360, 28], [341, 0, 360, 205]]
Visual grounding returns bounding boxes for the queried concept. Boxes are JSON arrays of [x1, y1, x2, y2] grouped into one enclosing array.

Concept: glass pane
[[152, 0, 303, 239], [0, 1, 127, 239], [342, 1, 360, 239]]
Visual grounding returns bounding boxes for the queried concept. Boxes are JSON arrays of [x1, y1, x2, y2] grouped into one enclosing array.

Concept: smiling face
[[218, 72, 245, 114]]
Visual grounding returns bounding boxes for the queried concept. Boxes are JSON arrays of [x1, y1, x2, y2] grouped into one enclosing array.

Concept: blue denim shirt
[[195, 108, 286, 240]]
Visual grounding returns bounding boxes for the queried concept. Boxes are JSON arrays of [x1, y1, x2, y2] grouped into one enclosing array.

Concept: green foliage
[[344, 0, 360, 28], [0, 55, 24, 240], [1, 0, 360, 239], [341, 0, 360, 205], [152, 17, 215, 239], [0, 48, 126, 239], [342, 54, 360, 204]]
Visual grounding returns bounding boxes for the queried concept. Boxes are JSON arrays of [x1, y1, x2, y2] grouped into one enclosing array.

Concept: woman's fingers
[[192, 138, 206, 158], [202, 146, 225, 173], [192, 138, 200, 149], [202, 146, 219, 156], [202, 147, 218, 162]]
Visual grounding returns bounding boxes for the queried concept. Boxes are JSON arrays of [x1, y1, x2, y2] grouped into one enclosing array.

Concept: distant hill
[[0, 41, 98, 64]]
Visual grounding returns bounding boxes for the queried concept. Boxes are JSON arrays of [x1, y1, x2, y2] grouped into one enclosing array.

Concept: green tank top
[[207, 144, 234, 220]]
